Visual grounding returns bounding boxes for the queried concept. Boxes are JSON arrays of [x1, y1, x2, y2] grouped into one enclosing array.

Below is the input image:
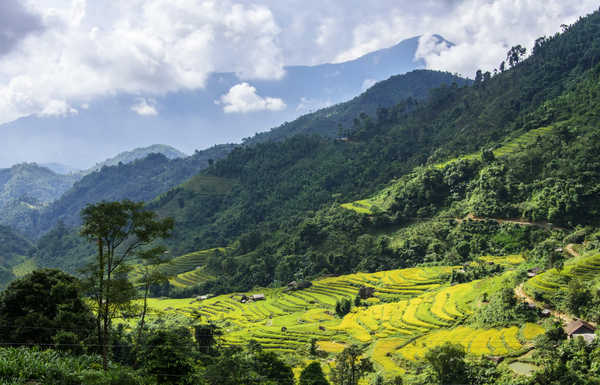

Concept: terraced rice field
[[170, 266, 215, 288], [340, 200, 376, 214], [11, 257, 37, 277], [141, 265, 538, 376], [433, 125, 555, 169], [478, 255, 525, 266], [397, 323, 543, 360], [524, 251, 600, 297], [131, 248, 224, 287]]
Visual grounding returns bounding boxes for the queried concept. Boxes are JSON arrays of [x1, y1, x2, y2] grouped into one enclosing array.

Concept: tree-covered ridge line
[[245, 70, 471, 144], [0, 145, 190, 235], [0, 162, 80, 208]]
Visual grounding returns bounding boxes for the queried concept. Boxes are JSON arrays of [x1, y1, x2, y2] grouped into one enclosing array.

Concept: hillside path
[[514, 284, 573, 324], [565, 244, 580, 258], [458, 213, 566, 230]]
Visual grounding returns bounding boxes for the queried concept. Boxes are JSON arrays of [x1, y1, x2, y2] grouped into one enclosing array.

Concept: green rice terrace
[[340, 124, 556, 215], [139, 263, 545, 376], [130, 248, 224, 287], [524, 250, 600, 298]]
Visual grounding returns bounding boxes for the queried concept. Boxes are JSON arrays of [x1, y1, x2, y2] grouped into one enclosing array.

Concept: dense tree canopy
[[0, 269, 94, 349]]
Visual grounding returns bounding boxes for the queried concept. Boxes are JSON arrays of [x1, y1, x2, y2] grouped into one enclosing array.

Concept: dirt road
[[514, 283, 573, 324]]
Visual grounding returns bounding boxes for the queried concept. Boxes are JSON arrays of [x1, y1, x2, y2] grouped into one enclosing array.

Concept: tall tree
[[80, 200, 173, 370], [507, 45, 527, 68], [300, 362, 330, 385], [134, 245, 170, 347], [330, 345, 374, 385], [425, 342, 467, 385]]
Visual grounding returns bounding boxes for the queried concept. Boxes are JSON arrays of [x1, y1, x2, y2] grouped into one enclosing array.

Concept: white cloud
[[40, 99, 78, 117], [219, 82, 286, 113], [278, 1, 599, 76], [296, 97, 332, 114], [0, 0, 284, 124], [412, 1, 600, 76], [131, 98, 157, 116], [361, 78, 377, 91], [0, 0, 598, 124]]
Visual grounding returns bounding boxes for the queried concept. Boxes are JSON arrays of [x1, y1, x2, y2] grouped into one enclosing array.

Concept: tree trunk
[[137, 279, 150, 346], [97, 238, 107, 370], [102, 246, 112, 371]]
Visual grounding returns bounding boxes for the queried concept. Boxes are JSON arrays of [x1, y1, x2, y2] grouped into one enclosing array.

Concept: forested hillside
[[0, 226, 34, 288], [246, 70, 470, 144], [0, 163, 79, 208], [84, 144, 187, 173], [1, 144, 234, 238], [20, 70, 470, 258]]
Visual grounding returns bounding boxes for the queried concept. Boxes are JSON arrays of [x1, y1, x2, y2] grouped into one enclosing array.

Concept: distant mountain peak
[[87, 144, 187, 173]]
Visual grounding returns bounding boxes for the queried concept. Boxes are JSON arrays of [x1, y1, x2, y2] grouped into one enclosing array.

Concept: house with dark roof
[[565, 319, 596, 343]]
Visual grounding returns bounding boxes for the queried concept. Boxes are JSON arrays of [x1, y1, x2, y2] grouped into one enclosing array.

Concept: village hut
[[565, 319, 596, 343], [487, 356, 504, 364], [358, 286, 376, 299]]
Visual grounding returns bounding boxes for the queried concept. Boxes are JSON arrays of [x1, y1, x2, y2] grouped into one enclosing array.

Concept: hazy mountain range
[[0, 35, 451, 169]]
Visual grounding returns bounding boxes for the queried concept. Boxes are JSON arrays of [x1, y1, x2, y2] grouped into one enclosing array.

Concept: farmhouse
[[250, 294, 266, 301], [358, 286, 376, 299], [527, 268, 541, 278], [565, 319, 596, 343]]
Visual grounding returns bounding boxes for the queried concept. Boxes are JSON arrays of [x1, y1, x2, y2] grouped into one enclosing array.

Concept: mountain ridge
[[0, 35, 446, 168]]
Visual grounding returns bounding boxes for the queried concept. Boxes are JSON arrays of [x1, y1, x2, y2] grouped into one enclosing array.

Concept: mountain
[[5, 69, 463, 241], [0, 35, 451, 168], [29, 9, 600, 290], [0, 163, 79, 208], [246, 69, 469, 144], [40, 163, 81, 175], [85, 144, 187, 173], [17, 144, 235, 238]]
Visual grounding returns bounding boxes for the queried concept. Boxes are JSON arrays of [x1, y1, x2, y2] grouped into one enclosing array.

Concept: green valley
[[2, 6, 600, 385]]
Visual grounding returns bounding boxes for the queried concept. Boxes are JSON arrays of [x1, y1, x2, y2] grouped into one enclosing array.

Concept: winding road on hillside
[[398, 213, 568, 230], [456, 213, 566, 231], [565, 243, 581, 258], [514, 284, 573, 324]]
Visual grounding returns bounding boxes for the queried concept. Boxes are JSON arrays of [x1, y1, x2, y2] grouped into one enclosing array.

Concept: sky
[[0, 0, 598, 166]]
